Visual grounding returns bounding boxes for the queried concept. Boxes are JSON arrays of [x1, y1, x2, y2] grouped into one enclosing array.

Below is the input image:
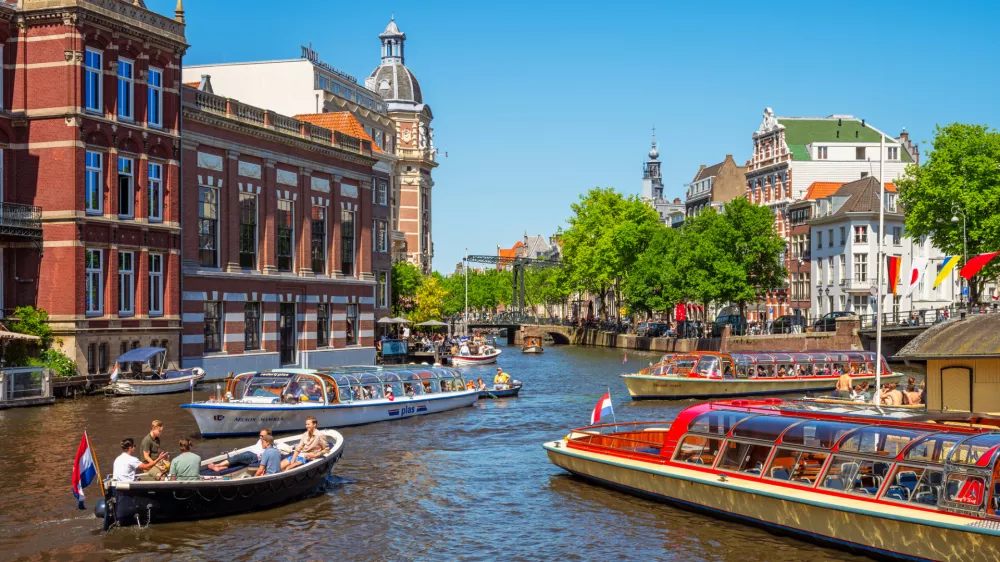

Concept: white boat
[[106, 347, 206, 396], [182, 365, 479, 437], [451, 346, 501, 366]]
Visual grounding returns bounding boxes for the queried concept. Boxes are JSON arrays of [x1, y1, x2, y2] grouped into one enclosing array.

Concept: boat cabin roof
[[244, 365, 464, 386], [116, 346, 166, 363]]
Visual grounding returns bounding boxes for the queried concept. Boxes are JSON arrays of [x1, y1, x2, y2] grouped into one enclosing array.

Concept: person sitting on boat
[[459, 342, 471, 356], [904, 380, 922, 406], [113, 437, 167, 482], [494, 368, 511, 389], [880, 383, 903, 406], [466, 379, 475, 390], [254, 434, 282, 477], [723, 365, 734, 379], [140, 420, 170, 479], [282, 416, 329, 471], [476, 378, 486, 391], [166, 439, 201, 481], [835, 369, 853, 399], [208, 429, 272, 472], [404, 383, 415, 397], [284, 381, 305, 403]]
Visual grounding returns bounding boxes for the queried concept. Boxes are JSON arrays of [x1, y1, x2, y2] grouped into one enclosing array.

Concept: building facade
[[744, 107, 916, 321], [11, 0, 187, 372], [180, 84, 378, 373], [685, 155, 746, 218]]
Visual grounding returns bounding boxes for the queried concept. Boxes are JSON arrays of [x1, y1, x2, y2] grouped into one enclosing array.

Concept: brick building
[[9, 0, 187, 372], [685, 155, 747, 218], [180, 82, 379, 374]]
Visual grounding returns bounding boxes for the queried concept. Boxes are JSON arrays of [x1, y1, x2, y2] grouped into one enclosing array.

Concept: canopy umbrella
[[415, 320, 448, 327], [392, 317, 411, 324], [376, 316, 395, 324], [0, 329, 40, 341]]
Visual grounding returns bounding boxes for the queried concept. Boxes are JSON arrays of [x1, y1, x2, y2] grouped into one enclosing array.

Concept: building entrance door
[[279, 303, 296, 365], [941, 366, 972, 412]]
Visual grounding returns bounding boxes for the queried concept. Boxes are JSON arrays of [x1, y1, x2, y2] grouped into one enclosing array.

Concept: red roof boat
[[544, 399, 1000, 561]]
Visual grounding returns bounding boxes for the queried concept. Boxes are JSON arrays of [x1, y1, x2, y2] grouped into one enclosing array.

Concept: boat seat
[[885, 486, 909, 501], [199, 464, 260, 477], [823, 476, 846, 490], [770, 467, 790, 480]]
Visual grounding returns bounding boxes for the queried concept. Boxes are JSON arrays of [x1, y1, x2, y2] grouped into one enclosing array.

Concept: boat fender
[[94, 498, 106, 519], [193, 367, 206, 377]]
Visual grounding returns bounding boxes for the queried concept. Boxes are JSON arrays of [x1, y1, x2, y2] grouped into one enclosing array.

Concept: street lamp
[[951, 204, 967, 306]]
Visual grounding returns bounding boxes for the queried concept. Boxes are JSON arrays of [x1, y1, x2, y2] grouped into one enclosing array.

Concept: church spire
[[174, 0, 185, 23], [379, 15, 406, 65]]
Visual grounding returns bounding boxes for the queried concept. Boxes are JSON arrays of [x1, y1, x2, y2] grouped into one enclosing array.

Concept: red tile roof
[[183, 81, 200, 88], [805, 180, 896, 200], [293, 112, 383, 153]]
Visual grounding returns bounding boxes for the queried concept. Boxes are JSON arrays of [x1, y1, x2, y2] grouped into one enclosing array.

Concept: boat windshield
[[688, 410, 755, 436], [666, 357, 698, 376], [244, 375, 292, 399], [948, 434, 1000, 467], [781, 420, 858, 449], [838, 427, 929, 457], [693, 356, 721, 377], [731, 415, 802, 442]]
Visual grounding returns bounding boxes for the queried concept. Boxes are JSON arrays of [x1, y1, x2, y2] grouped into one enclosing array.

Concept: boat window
[[732, 416, 801, 442], [839, 427, 928, 457], [721, 359, 734, 379], [403, 382, 421, 397], [821, 455, 892, 496], [666, 358, 698, 375], [688, 411, 756, 436], [244, 376, 291, 398], [948, 434, 1000, 467], [881, 465, 943, 506], [718, 440, 773, 475], [673, 435, 722, 466], [781, 421, 858, 449], [288, 376, 324, 402], [694, 356, 721, 378], [944, 473, 987, 508], [903, 434, 963, 463], [735, 358, 752, 379], [766, 448, 827, 485]]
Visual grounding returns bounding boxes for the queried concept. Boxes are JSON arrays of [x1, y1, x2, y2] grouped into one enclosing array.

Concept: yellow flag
[[933, 256, 961, 289]]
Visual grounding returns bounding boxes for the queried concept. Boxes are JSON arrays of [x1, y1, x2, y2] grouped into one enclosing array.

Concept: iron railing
[[0, 202, 42, 238]]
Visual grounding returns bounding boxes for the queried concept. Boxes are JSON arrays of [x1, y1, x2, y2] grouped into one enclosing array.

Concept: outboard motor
[[94, 498, 106, 519]]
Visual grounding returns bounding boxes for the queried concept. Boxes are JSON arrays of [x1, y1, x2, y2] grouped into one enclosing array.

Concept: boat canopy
[[116, 347, 166, 363]]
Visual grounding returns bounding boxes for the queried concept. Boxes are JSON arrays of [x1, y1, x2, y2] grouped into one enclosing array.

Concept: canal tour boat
[[544, 399, 1000, 561], [181, 365, 479, 437], [451, 346, 501, 366], [96, 429, 344, 529], [105, 347, 206, 396], [621, 351, 902, 400], [522, 336, 544, 354]]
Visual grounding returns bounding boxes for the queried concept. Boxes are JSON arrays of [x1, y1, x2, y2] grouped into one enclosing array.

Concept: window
[[377, 271, 388, 308], [341, 209, 355, 276], [816, 146, 828, 160], [204, 301, 222, 353], [827, 257, 834, 285], [854, 225, 868, 243], [839, 226, 846, 246], [117, 58, 134, 120], [766, 449, 828, 486], [85, 151, 103, 214], [87, 343, 97, 374], [378, 180, 388, 205], [198, 186, 219, 267], [827, 229, 833, 248], [118, 156, 133, 218], [855, 147, 866, 160], [244, 302, 261, 351], [888, 146, 899, 160], [378, 220, 388, 253], [816, 231, 823, 249], [118, 251, 134, 316], [147, 67, 162, 127], [821, 455, 886, 496], [718, 441, 773, 475], [311, 206, 326, 274], [346, 304, 357, 345], [84, 49, 102, 113], [98, 342, 109, 373], [85, 249, 103, 315], [237, 193, 257, 269], [148, 253, 163, 316], [148, 162, 162, 222], [277, 199, 294, 272], [316, 304, 329, 347], [892, 226, 901, 246], [860, 172, 869, 179], [839, 255, 846, 283], [853, 253, 868, 282], [673, 435, 722, 465]]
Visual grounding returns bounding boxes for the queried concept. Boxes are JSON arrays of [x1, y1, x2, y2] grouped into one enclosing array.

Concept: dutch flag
[[71, 433, 98, 509], [109, 363, 119, 384], [590, 392, 614, 425]]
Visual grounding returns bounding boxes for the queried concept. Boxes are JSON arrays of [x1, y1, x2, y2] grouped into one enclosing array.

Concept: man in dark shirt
[[139, 420, 169, 479]]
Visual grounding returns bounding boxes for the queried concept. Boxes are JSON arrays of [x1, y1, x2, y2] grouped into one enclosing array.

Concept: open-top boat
[[182, 365, 478, 437], [544, 399, 1000, 561], [522, 336, 544, 354], [96, 429, 344, 530], [105, 347, 206, 396], [451, 346, 501, 366], [622, 350, 902, 400], [479, 380, 522, 399]]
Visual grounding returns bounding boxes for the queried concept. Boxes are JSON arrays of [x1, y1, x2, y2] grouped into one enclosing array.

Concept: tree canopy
[[391, 261, 423, 316]]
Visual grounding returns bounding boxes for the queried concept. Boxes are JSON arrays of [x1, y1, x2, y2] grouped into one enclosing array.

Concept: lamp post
[[951, 204, 967, 306]]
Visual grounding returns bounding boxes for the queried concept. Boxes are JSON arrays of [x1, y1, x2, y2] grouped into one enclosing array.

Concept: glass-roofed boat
[[181, 365, 478, 437], [621, 350, 903, 400]]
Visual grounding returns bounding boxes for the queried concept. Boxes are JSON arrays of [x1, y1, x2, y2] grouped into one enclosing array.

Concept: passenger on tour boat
[[282, 416, 329, 471], [208, 429, 272, 472], [166, 439, 201, 480], [255, 435, 282, 476], [835, 369, 853, 399], [880, 383, 904, 406], [140, 420, 170, 479], [113, 437, 167, 482], [904, 379, 923, 406], [459, 341, 471, 356], [404, 383, 415, 397]]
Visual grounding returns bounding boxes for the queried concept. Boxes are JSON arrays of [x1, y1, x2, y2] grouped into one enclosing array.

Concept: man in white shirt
[[402, 326, 410, 339], [208, 428, 272, 472], [113, 437, 167, 482]]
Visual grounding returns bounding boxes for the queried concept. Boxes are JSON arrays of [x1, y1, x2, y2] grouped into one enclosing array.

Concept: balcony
[[0, 202, 42, 239], [843, 278, 871, 293]]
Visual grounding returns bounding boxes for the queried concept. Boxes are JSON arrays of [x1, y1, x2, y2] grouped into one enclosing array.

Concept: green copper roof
[[778, 118, 913, 163]]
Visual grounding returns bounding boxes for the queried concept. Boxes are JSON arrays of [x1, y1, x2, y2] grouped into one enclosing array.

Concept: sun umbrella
[[376, 316, 394, 324], [393, 317, 411, 324], [415, 320, 448, 327]]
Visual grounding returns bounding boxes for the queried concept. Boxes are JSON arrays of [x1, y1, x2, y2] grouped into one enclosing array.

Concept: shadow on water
[[0, 344, 919, 560]]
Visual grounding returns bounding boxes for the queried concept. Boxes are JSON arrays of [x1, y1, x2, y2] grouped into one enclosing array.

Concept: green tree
[[711, 198, 787, 318], [896, 123, 1000, 303], [7, 305, 77, 376], [391, 261, 423, 316], [409, 275, 448, 324], [624, 225, 678, 316]]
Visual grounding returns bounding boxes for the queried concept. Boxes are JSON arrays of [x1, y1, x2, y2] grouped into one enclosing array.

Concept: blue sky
[[158, 0, 1000, 273]]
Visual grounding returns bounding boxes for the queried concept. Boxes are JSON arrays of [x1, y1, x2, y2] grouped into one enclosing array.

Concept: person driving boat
[[494, 367, 511, 389]]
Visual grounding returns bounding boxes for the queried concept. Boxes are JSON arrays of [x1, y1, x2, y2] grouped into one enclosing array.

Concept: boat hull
[[544, 442, 1000, 562], [479, 384, 521, 399], [105, 431, 344, 529], [621, 372, 906, 400], [451, 350, 501, 366], [107, 373, 206, 396], [183, 390, 480, 437], [521, 346, 543, 354]]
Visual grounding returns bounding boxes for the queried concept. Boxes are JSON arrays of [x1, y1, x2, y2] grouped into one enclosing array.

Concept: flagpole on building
[[85, 429, 106, 499], [464, 248, 469, 336], [874, 134, 886, 403]]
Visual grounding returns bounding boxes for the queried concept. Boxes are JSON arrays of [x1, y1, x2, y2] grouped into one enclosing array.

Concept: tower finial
[[174, 0, 185, 23], [391, 12, 395, 21], [648, 125, 659, 160]]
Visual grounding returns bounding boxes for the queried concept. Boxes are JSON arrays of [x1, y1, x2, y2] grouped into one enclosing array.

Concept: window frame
[[341, 209, 355, 276], [277, 199, 294, 272], [147, 66, 163, 128], [244, 301, 261, 351], [316, 303, 330, 348], [148, 252, 163, 317], [204, 301, 223, 353], [117, 156, 134, 219], [345, 303, 358, 345], [84, 48, 103, 114], [117, 57, 134, 121], [148, 161, 163, 222], [311, 206, 326, 274], [378, 179, 388, 205], [85, 151, 103, 215], [238, 192, 258, 269], [198, 185, 219, 267], [85, 249, 103, 316], [118, 250, 134, 316]]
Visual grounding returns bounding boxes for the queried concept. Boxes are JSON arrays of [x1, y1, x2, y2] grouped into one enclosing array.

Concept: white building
[[809, 177, 958, 319]]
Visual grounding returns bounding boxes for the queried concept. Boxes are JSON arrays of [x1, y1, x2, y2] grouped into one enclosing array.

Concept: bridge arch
[[546, 331, 570, 345]]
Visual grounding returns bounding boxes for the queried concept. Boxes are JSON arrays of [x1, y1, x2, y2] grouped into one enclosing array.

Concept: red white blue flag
[[622, 353, 627, 364], [591, 392, 614, 425], [71, 432, 98, 509]]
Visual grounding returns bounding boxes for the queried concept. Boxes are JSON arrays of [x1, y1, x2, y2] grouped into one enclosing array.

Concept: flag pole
[[607, 386, 617, 425], [85, 429, 106, 499], [874, 134, 885, 404]]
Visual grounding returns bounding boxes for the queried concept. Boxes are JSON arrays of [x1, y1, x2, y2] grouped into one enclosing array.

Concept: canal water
[[0, 345, 920, 561]]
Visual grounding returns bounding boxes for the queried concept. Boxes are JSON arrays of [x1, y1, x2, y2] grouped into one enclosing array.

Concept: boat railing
[[567, 421, 675, 457]]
